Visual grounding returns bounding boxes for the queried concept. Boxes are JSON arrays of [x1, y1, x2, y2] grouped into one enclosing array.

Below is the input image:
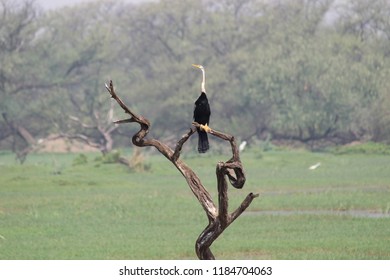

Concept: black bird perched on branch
[[192, 64, 211, 153]]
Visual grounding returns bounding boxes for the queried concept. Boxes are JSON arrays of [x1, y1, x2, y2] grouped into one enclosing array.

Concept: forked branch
[[105, 80, 258, 259]]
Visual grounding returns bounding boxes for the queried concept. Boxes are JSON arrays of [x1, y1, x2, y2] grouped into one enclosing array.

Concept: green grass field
[[0, 148, 389, 259]]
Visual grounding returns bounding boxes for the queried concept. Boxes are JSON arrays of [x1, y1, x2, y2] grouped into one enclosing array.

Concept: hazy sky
[[36, 0, 98, 10], [36, 0, 149, 10]]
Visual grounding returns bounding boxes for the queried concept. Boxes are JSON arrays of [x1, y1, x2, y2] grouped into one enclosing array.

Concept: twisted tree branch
[[105, 80, 258, 259]]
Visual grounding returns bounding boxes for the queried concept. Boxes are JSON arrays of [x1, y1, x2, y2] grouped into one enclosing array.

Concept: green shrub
[[331, 142, 390, 155], [129, 148, 151, 172], [72, 154, 88, 166], [94, 150, 121, 164]]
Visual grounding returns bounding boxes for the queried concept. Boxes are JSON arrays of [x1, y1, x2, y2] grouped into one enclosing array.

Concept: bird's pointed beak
[[192, 64, 201, 69]]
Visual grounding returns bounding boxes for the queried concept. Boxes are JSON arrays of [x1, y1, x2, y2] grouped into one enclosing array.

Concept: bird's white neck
[[201, 68, 206, 93]]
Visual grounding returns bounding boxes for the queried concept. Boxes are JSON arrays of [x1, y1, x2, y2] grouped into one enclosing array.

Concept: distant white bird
[[239, 141, 247, 152], [308, 162, 321, 170]]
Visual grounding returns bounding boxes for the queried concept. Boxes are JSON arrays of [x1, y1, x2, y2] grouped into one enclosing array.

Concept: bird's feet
[[200, 123, 211, 133]]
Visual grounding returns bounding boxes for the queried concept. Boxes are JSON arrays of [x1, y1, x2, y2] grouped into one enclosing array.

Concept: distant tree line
[[1, 0, 390, 160]]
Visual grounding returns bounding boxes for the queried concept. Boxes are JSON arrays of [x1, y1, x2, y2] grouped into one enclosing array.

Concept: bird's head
[[192, 64, 204, 70]]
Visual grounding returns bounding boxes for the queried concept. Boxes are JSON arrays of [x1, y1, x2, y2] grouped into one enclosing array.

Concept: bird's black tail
[[197, 130, 209, 153]]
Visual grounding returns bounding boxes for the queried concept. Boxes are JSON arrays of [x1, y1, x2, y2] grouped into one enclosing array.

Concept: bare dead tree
[[61, 97, 134, 166], [65, 98, 118, 155], [1, 112, 62, 163], [105, 80, 259, 260]]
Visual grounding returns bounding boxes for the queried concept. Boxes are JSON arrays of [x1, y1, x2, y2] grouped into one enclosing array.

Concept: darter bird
[[192, 64, 211, 153]]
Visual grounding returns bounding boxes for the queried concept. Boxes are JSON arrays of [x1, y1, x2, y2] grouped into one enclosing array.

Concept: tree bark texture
[[105, 80, 259, 259]]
